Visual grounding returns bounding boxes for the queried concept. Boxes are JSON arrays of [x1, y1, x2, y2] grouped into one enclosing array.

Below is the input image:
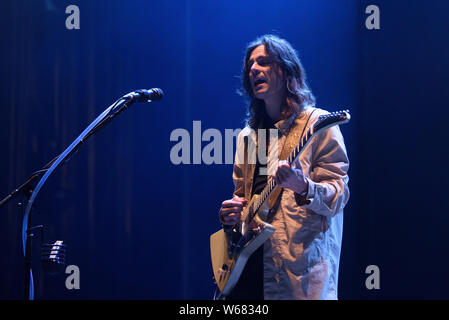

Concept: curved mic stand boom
[[0, 88, 163, 300]]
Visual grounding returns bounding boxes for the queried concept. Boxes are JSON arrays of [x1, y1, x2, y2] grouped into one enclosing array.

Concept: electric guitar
[[210, 110, 351, 299]]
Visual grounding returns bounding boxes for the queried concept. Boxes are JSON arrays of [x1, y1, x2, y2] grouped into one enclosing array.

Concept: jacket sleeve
[[232, 130, 246, 198], [232, 163, 245, 198], [299, 124, 350, 217]]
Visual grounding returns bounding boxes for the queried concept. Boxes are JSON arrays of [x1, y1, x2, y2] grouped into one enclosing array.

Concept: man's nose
[[250, 63, 261, 76]]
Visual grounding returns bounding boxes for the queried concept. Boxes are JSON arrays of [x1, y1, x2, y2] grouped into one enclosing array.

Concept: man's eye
[[258, 59, 269, 66]]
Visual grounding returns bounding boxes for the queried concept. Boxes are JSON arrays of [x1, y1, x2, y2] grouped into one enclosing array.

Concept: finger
[[278, 160, 289, 166], [276, 167, 288, 181], [222, 200, 245, 208], [222, 216, 238, 225], [223, 213, 240, 224], [280, 166, 295, 178], [226, 196, 247, 203], [228, 212, 241, 219], [232, 196, 248, 204], [222, 219, 239, 226], [277, 160, 290, 173], [220, 207, 244, 215], [278, 160, 290, 169], [291, 160, 303, 170], [292, 167, 303, 177]]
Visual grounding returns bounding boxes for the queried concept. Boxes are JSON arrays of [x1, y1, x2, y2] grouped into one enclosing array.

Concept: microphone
[[132, 88, 164, 102], [110, 88, 163, 116]]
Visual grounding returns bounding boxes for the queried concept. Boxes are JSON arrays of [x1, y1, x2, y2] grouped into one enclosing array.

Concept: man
[[219, 35, 350, 300]]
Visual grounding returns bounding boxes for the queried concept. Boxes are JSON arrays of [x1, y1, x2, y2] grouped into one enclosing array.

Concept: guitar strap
[[266, 108, 317, 211]]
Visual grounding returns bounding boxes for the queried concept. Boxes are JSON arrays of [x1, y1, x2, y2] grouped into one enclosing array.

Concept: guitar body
[[210, 215, 274, 298], [210, 195, 275, 298]]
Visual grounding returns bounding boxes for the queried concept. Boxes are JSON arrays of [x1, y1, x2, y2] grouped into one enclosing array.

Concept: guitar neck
[[246, 109, 351, 223], [249, 125, 314, 220]]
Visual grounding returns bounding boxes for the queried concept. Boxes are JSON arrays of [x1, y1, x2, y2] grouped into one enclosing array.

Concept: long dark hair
[[241, 35, 315, 129]]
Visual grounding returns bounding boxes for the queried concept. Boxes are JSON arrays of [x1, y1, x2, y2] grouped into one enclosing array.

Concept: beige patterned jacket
[[232, 106, 350, 300]]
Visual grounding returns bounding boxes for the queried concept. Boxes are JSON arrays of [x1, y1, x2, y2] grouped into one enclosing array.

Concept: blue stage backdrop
[[0, 0, 448, 299]]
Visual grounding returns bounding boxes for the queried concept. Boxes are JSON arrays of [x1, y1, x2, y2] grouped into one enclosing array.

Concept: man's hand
[[219, 196, 247, 225], [272, 160, 308, 195]]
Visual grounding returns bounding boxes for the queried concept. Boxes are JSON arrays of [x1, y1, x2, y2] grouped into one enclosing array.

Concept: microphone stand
[[0, 89, 160, 300]]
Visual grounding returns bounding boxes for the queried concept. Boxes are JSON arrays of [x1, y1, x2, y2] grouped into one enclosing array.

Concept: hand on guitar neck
[[219, 196, 247, 226], [272, 160, 309, 196]]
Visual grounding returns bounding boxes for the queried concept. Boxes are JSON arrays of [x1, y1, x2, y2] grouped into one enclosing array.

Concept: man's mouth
[[254, 78, 267, 88]]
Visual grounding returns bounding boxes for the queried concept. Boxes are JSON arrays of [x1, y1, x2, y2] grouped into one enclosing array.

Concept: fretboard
[[248, 125, 315, 222], [246, 109, 351, 223]]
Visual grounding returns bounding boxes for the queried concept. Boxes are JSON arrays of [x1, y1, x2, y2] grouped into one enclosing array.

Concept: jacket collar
[[274, 112, 297, 136]]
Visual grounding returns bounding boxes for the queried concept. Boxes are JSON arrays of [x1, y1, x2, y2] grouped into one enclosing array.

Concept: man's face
[[248, 45, 285, 101]]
